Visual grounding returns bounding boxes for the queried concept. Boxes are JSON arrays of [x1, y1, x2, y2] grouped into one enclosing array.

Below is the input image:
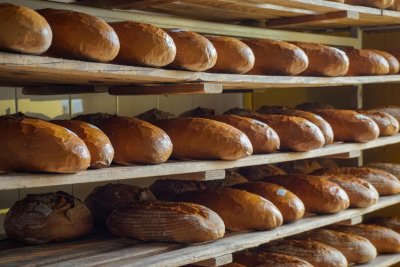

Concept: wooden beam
[[324, 150, 361, 159], [156, 170, 225, 181], [194, 254, 232, 267], [22, 86, 107, 95], [108, 83, 222, 95], [338, 215, 363, 225], [104, 0, 177, 9]]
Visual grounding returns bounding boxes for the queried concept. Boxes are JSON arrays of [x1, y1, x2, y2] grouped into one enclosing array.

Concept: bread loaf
[[369, 49, 400, 74], [85, 183, 155, 226], [233, 251, 313, 267], [150, 179, 205, 200], [330, 224, 400, 253], [367, 216, 400, 233], [107, 201, 225, 243], [205, 35, 255, 74], [292, 42, 349, 76], [0, 3, 52, 54], [366, 162, 400, 178], [261, 175, 350, 213], [343, 48, 390, 76], [314, 167, 400, 195], [257, 106, 334, 145], [167, 29, 217, 71], [390, 0, 400, 10], [174, 187, 283, 231], [238, 164, 286, 180], [0, 114, 90, 173], [233, 181, 305, 222], [298, 229, 377, 264], [261, 239, 348, 267], [74, 113, 172, 164], [357, 110, 399, 136], [345, 0, 394, 8], [244, 39, 309, 75], [109, 21, 176, 67], [37, 8, 119, 62], [4, 191, 93, 244], [51, 120, 114, 168], [277, 159, 323, 175], [370, 106, 400, 123], [207, 170, 248, 188]]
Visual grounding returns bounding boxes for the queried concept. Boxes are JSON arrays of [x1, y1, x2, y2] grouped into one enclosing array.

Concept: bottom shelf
[[357, 253, 400, 267]]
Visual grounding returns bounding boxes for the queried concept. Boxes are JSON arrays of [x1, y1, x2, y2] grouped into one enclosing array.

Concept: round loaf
[[37, 8, 120, 62], [167, 29, 217, 71], [74, 113, 172, 164], [205, 35, 255, 74], [85, 183, 156, 226], [343, 48, 390, 76], [233, 181, 305, 222], [244, 39, 309, 75], [366, 162, 400, 178], [234, 251, 313, 267], [174, 187, 283, 231], [109, 21, 176, 67], [52, 120, 114, 168], [357, 110, 399, 136], [345, 0, 394, 8], [0, 114, 90, 173], [0, 3, 52, 54], [292, 42, 349, 77], [238, 164, 287, 180], [367, 216, 400, 233], [107, 201, 225, 243], [369, 49, 399, 74], [4, 191, 93, 244]]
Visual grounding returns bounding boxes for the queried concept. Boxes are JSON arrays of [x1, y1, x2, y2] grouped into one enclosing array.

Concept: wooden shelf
[[1, 134, 400, 191], [356, 253, 400, 267], [1, 194, 399, 267]]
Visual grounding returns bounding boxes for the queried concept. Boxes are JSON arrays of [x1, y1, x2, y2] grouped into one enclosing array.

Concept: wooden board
[[1, 135, 400, 191], [1, 195, 399, 267], [357, 253, 400, 267]]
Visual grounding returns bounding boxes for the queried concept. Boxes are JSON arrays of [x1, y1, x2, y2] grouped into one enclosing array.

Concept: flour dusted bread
[[107, 201, 225, 243], [174, 187, 283, 231], [370, 106, 400, 123], [167, 29, 217, 71], [52, 120, 114, 168], [238, 164, 286, 180], [37, 8, 119, 62], [369, 49, 400, 74], [74, 113, 172, 164], [343, 48, 390, 76], [357, 110, 399, 136], [233, 251, 313, 267], [110, 21, 176, 67], [366, 162, 400, 178], [345, 0, 394, 8], [367, 216, 400, 233], [4, 191, 93, 244], [0, 3, 52, 54], [0, 114, 90, 173]]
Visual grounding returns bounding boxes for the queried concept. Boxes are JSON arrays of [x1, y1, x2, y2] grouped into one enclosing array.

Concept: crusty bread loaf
[[37, 8, 119, 62], [261, 239, 348, 267], [51, 120, 114, 168], [174, 187, 283, 231], [343, 48, 390, 76], [330, 224, 400, 253], [369, 49, 400, 74], [149, 179, 205, 200], [4, 191, 93, 244], [367, 216, 400, 233], [357, 110, 399, 136], [244, 39, 309, 75], [390, 0, 400, 10], [0, 114, 90, 173], [0, 3, 52, 54], [257, 106, 334, 145], [233, 181, 305, 222], [238, 164, 287, 180], [205, 35, 255, 74], [366, 162, 400, 178], [345, 0, 394, 8], [277, 159, 323, 175], [109, 21, 176, 67], [314, 167, 400, 195], [107, 201, 225, 243], [370, 106, 400, 123], [321, 175, 379, 208], [167, 29, 217, 71], [292, 42, 349, 77], [85, 183, 155, 226], [233, 251, 313, 267], [207, 170, 248, 188], [261, 175, 350, 213], [74, 113, 172, 164]]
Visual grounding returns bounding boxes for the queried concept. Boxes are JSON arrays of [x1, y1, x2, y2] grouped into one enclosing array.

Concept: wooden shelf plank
[[356, 253, 400, 267], [1, 135, 400, 191]]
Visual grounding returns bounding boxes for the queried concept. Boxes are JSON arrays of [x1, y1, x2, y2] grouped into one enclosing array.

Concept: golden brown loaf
[[261, 175, 350, 214], [149, 179, 206, 200], [298, 229, 377, 264], [343, 48, 390, 76], [330, 224, 400, 253], [366, 162, 400, 178], [109, 21, 176, 67], [74, 113, 172, 164], [244, 39, 309, 75], [369, 49, 400, 74], [37, 8, 120, 62], [51, 120, 114, 168], [345, 0, 394, 8], [0, 114, 90, 173], [85, 183, 155, 226], [205, 35, 255, 74], [370, 106, 400, 123], [357, 110, 399, 136], [4, 191, 93, 244], [174, 187, 283, 231], [314, 167, 400, 195], [238, 164, 287, 180], [167, 29, 217, 71], [107, 201, 225, 243], [233, 251, 313, 267], [233, 181, 305, 222], [367, 216, 400, 233], [261, 239, 348, 267], [292, 42, 349, 76], [390, 0, 400, 10], [257, 106, 334, 145], [0, 3, 52, 54]]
